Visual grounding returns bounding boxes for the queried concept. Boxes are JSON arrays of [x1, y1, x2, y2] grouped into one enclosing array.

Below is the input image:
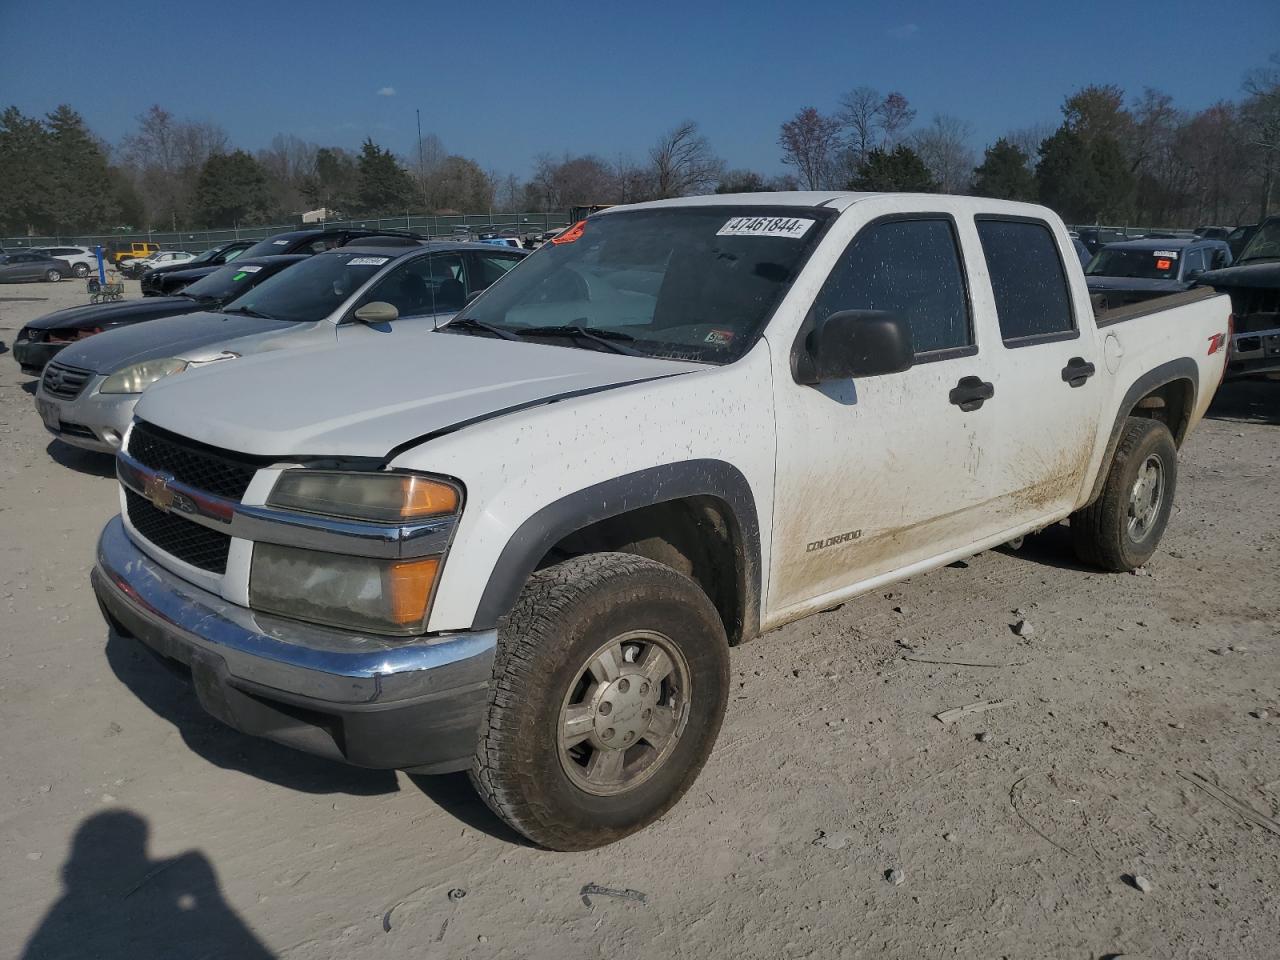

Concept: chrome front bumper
[[92, 516, 496, 772]]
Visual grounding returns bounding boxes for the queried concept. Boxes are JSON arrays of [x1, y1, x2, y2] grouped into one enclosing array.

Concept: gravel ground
[[2, 280, 1278, 959]]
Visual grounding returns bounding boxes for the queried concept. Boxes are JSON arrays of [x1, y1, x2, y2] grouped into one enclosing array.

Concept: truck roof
[[597, 191, 1062, 217]]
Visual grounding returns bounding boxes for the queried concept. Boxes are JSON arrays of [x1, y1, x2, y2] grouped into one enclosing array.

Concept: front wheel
[[45, 269, 63, 282], [470, 552, 730, 850], [1071, 417, 1177, 571]]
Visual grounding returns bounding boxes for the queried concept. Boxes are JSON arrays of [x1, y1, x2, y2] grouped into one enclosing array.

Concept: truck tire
[[1071, 417, 1177, 571], [470, 552, 730, 850]]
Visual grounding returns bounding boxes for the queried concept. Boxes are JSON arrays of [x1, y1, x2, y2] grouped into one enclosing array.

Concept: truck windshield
[[448, 206, 834, 363], [1237, 220, 1280, 263], [1086, 248, 1181, 280], [220, 251, 392, 323]]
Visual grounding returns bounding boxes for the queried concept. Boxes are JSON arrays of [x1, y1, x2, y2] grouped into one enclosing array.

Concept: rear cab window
[[809, 216, 973, 360], [975, 217, 1076, 346]]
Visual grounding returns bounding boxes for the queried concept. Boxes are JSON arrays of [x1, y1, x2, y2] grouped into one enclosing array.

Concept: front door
[[768, 213, 1007, 619]]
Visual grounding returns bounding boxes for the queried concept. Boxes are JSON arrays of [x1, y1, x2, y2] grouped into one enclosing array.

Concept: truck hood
[[1198, 260, 1280, 290], [24, 296, 205, 332], [136, 332, 703, 459], [51, 311, 305, 374], [1085, 276, 1186, 292]]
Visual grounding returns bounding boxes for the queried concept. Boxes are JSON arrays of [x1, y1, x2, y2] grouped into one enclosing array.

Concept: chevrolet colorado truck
[[90, 193, 1232, 850]]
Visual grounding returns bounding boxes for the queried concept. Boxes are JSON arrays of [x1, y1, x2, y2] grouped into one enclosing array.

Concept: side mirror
[[1185, 268, 1204, 281], [793, 310, 914, 385], [353, 301, 399, 324]]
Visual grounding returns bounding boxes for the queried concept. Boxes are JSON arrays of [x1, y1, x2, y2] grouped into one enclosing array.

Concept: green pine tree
[[849, 146, 939, 192], [0, 106, 52, 234], [972, 138, 1037, 201], [354, 138, 416, 216], [44, 105, 118, 232], [193, 150, 275, 227]]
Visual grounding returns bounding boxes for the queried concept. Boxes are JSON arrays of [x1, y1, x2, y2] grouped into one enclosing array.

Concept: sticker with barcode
[[235, 264, 262, 273], [1152, 249, 1179, 258], [272, 239, 289, 245], [717, 216, 814, 239], [347, 256, 390, 266]]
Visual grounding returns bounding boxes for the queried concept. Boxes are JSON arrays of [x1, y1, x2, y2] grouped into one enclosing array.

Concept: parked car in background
[[1085, 237, 1232, 307], [1226, 223, 1259, 260], [152, 227, 429, 291], [34, 241, 525, 452], [140, 239, 254, 296], [1071, 237, 1091, 267], [0, 251, 73, 283], [11, 255, 306, 374], [106, 240, 159, 265], [1197, 215, 1280, 380], [1076, 226, 1134, 255], [1193, 226, 1231, 240], [119, 250, 195, 279], [33, 245, 97, 278], [88, 193, 1230, 850]]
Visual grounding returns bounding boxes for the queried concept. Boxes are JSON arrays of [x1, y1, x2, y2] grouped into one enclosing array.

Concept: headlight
[[251, 470, 462, 634], [250, 544, 440, 635], [267, 470, 459, 521], [100, 357, 188, 394]]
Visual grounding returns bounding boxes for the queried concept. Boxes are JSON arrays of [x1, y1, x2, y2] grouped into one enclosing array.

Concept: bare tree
[[119, 105, 228, 228], [910, 114, 975, 193], [779, 107, 841, 190], [838, 86, 883, 164], [1005, 123, 1053, 161], [878, 92, 916, 147], [1242, 52, 1280, 216], [527, 153, 620, 210], [648, 121, 724, 198]]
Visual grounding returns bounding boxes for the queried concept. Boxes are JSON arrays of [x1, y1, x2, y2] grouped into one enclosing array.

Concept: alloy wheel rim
[[1127, 454, 1165, 542], [557, 629, 690, 797]]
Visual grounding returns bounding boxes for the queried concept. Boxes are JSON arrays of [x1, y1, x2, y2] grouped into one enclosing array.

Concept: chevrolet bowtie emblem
[[144, 472, 176, 512]]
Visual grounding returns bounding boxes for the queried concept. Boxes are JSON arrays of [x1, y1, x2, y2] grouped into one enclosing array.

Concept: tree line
[[1, 54, 1277, 237], [777, 54, 1280, 225]]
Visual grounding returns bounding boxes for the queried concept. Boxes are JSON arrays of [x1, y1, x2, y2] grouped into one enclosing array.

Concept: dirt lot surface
[[2, 280, 1278, 960]]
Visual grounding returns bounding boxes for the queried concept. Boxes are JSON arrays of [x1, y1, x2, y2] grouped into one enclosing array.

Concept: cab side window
[[810, 217, 972, 356], [468, 251, 522, 292], [975, 218, 1075, 344], [360, 253, 467, 319]]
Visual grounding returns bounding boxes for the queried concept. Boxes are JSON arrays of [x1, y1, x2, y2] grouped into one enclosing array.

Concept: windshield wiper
[[178, 292, 218, 303], [221, 305, 276, 320], [443, 317, 524, 341], [519, 323, 644, 356]]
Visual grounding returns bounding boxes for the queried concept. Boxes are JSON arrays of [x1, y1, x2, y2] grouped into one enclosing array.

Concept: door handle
[[949, 376, 995, 411], [1061, 357, 1096, 388]]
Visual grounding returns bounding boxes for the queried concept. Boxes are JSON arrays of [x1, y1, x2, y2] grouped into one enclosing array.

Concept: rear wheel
[[470, 552, 730, 850], [73, 263, 90, 278], [45, 268, 62, 282], [1071, 417, 1177, 571]]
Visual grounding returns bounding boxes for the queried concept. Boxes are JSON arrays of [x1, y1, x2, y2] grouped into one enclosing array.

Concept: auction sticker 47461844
[[716, 217, 814, 239]]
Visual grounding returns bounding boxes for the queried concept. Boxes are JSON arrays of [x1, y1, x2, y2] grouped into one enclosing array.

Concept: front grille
[[42, 362, 92, 399], [125, 489, 230, 574], [128, 421, 263, 501]]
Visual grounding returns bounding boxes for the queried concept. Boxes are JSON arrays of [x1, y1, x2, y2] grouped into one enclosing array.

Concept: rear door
[[768, 209, 1008, 614], [970, 215, 1105, 527]]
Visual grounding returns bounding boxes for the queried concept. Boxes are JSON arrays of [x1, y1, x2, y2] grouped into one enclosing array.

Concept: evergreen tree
[[354, 138, 415, 216], [0, 106, 51, 234], [301, 146, 358, 213], [849, 145, 938, 192], [193, 150, 275, 227], [972, 138, 1037, 200], [44, 105, 118, 232]]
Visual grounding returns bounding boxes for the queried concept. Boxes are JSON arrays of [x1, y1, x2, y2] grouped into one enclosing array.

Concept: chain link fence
[[2, 211, 571, 252]]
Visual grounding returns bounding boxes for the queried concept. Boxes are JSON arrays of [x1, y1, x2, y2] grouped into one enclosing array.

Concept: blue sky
[[1, 0, 1276, 177]]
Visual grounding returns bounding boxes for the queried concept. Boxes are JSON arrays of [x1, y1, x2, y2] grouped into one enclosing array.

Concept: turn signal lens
[[386, 557, 441, 626], [268, 471, 460, 522]]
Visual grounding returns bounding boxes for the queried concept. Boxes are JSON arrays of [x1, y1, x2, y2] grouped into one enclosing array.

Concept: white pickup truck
[[91, 193, 1231, 850]]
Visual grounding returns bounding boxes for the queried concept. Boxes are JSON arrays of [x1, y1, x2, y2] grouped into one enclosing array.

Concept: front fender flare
[[471, 459, 762, 641]]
